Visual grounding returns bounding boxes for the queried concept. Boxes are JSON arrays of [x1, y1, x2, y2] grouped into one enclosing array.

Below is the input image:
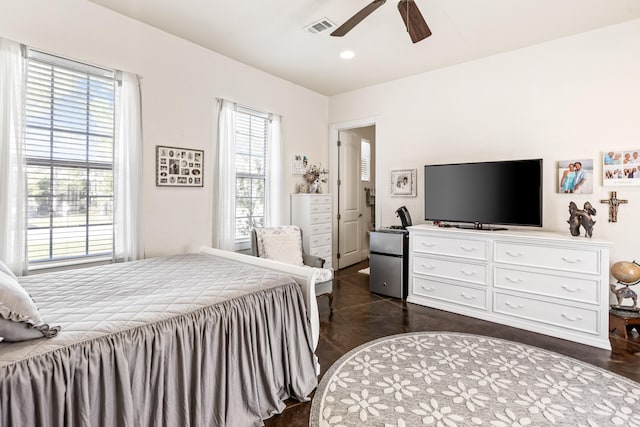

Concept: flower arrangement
[[300, 163, 329, 193]]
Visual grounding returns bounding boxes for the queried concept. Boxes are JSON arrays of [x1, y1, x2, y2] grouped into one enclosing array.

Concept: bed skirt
[[0, 282, 317, 427]]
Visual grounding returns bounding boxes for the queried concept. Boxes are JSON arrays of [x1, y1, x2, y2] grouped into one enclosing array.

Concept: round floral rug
[[310, 332, 640, 426]]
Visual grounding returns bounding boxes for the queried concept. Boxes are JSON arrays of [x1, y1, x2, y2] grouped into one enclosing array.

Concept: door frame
[[329, 116, 380, 269]]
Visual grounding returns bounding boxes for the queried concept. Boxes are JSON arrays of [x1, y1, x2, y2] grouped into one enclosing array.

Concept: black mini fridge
[[369, 229, 409, 299]]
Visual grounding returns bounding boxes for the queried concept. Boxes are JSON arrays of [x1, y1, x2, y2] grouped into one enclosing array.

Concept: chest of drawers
[[291, 194, 333, 268], [408, 225, 612, 350]]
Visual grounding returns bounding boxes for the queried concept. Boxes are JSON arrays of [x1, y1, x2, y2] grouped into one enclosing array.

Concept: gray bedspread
[[0, 253, 318, 427]]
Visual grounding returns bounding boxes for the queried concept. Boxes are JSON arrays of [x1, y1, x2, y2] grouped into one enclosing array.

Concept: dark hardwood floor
[[265, 260, 640, 427]]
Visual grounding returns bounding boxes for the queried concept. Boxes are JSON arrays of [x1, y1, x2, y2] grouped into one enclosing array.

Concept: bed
[[0, 247, 322, 427]]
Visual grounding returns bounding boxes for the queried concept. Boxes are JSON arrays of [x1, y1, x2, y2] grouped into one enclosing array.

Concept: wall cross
[[600, 191, 628, 223]]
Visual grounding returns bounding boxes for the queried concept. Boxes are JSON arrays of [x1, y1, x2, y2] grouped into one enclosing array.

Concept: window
[[234, 106, 269, 242], [360, 139, 371, 181], [25, 50, 116, 267]]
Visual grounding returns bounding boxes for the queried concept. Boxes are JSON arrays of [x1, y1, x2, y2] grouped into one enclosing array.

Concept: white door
[[338, 131, 363, 268]]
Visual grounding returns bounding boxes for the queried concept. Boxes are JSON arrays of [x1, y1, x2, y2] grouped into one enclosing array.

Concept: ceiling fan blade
[[397, 0, 432, 43], [331, 0, 387, 37]]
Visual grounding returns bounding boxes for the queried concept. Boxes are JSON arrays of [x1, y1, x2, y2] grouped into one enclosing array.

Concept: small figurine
[[610, 284, 638, 309], [567, 201, 596, 238], [609, 261, 640, 311]]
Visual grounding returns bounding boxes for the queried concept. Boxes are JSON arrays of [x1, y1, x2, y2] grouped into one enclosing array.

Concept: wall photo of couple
[[558, 159, 593, 194]]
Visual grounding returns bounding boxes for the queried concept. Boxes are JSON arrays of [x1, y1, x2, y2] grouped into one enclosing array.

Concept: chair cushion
[[314, 267, 333, 283], [256, 226, 305, 267]]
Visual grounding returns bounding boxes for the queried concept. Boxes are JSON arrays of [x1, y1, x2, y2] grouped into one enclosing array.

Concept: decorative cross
[[600, 191, 628, 223]]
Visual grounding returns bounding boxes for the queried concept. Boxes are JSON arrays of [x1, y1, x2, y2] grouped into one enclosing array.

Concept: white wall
[[329, 20, 640, 262], [0, 0, 329, 258]]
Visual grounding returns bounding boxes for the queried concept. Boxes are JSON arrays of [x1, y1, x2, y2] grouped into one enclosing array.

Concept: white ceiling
[[88, 0, 640, 95]]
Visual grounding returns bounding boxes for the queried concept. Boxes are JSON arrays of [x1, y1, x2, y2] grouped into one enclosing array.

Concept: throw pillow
[[0, 271, 60, 342], [258, 226, 305, 267]]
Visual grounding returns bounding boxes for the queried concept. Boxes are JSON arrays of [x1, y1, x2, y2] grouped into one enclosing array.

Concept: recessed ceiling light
[[340, 50, 355, 60]]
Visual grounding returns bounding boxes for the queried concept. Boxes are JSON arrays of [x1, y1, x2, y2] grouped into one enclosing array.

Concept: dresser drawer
[[413, 234, 487, 260], [495, 242, 600, 275], [310, 244, 331, 259], [414, 255, 487, 285], [310, 195, 332, 205], [309, 203, 331, 214], [310, 213, 332, 225], [494, 267, 599, 304], [310, 223, 331, 235], [309, 233, 331, 248], [494, 292, 599, 335], [413, 276, 487, 310]]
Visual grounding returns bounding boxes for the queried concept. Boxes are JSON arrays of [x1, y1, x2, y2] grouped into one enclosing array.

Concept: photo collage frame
[[156, 145, 204, 187]]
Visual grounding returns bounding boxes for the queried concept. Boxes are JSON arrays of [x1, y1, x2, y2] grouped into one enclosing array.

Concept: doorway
[[329, 118, 378, 270]]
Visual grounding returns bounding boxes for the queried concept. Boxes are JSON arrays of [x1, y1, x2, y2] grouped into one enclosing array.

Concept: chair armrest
[[303, 253, 325, 268]]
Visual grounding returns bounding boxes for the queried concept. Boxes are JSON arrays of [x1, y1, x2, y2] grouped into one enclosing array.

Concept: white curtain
[[213, 99, 236, 250], [266, 114, 283, 226], [113, 71, 144, 262], [0, 38, 26, 275]]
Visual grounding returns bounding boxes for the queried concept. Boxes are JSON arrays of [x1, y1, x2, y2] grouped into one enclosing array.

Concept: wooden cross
[[600, 191, 628, 223]]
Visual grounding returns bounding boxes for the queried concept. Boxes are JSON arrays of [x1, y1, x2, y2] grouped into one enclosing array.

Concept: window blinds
[[234, 106, 269, 240], [25, 50, 116, 265]]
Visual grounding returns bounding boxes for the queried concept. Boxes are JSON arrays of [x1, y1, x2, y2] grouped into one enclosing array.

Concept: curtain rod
[[216, 97, 280, 119]]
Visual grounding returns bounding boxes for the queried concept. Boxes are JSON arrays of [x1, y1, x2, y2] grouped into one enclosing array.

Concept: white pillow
[[0, 271, 60, 342], [257, 226, 305, 267]]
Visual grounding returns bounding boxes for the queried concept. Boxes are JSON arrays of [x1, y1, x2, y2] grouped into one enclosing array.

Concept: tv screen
[[424, 159, 543, 229]]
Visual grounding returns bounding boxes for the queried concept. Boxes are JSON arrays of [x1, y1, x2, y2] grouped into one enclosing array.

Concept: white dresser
[[291, 194, 333, 269], [408, 224, 612, 350]]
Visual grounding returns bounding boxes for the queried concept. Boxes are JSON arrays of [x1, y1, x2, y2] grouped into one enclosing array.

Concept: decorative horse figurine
[[610, 283, 638, 309], [568, 201, 596, 238]]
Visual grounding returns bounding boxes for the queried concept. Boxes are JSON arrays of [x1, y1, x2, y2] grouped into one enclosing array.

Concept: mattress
[[0, 253, 318, 426]]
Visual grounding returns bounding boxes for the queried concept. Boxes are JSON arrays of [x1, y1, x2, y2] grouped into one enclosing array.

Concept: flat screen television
[[424, 159, 543, 230]]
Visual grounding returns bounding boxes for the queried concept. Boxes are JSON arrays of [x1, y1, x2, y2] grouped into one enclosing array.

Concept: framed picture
[[603, 150, 640, 186], [292, 154, 308, 175], [557, 159, 593, 194], [390, 169, 416, 197], [156, 145, 204, 187]]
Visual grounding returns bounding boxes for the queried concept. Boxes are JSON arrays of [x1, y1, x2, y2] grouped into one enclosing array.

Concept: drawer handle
[[420, 264, 436, 270], [562, 257, 582, 264], [460, 269, 477, 276], [561, 285, 583, 293], [460, 292, 476, 300], [421, 242, 435, 248], [561, 313, 583, 322], [506, 251, 524, 258], [421, 286, 435, 292], [505, 301, 523, 309], [460, 246, 477, 252], [505, 276, 523, 284]]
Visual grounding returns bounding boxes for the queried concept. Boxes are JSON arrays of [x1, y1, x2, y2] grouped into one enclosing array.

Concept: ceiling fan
[[331, 0, 432, 43]]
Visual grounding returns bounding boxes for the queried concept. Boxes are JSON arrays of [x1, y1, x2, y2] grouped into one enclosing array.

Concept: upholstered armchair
[[251, 226, 333, 311]]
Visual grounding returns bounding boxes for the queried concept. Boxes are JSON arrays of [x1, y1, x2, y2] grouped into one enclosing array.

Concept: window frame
[[24, 49, 117, 270], [233, 106, 270, 250]]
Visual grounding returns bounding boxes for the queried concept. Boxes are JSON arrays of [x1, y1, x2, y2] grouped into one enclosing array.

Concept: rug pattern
[[310, 332, 640, 426]]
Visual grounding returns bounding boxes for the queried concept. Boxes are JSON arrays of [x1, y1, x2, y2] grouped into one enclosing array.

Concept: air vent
[[305, 18, 335, 34]]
